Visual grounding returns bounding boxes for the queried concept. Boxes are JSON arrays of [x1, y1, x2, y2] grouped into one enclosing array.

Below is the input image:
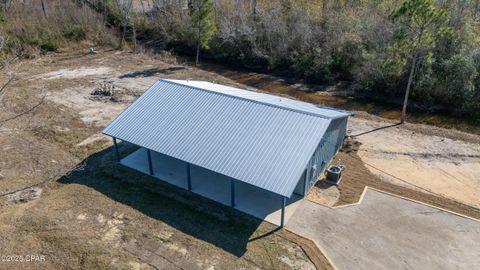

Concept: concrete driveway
[[286, 188, 480, 270]]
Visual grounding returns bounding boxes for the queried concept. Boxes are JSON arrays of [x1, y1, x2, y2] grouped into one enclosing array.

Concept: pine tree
[[188, 0, 217, 66], [389, 0, 451, 123]]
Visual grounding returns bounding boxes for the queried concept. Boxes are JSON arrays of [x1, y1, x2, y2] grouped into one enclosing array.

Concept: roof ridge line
[[161, 79, 333, 120], [315, 104, 353, 116]]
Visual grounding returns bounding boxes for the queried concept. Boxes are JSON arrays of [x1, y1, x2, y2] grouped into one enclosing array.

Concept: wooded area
[[1, 0, 480, 118]]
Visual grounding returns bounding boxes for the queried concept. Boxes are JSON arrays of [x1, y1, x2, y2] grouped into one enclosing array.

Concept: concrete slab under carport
[[121, 148, 189, 189], [286, 188, 480, 270], [121, 148, 303, 226]]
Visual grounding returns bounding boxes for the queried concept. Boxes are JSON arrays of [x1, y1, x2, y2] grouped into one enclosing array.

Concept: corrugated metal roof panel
[[103, 80, 335, 197], [164, 79, 351, 119]]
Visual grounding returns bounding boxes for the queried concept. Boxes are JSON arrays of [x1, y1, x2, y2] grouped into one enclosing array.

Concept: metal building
[[103, 79, 350, 226]]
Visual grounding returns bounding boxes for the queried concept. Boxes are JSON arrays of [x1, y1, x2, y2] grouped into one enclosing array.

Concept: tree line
[[1, 0, 480, 120], [0, 0, 116, 59], [95, 0, 480, 120]]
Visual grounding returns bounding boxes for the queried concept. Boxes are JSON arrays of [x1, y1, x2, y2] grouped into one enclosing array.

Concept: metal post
[[230, 179, 235, 207], [113, 137, 120, 162], [187, 163, 192, 191], [280, 196, 286, 228], [147, 149, 154, 175], [304, 160, 311, 196], [303, 169, 308, 196]]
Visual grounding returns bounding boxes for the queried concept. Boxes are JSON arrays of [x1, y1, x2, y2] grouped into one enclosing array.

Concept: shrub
[[412, 63, 436, 107], [435, 54, 477, 113], [329, 40, 365, 81], [63, 25, 87, 41], [39, 40, 59, 52], [2, 1, 116, 55]]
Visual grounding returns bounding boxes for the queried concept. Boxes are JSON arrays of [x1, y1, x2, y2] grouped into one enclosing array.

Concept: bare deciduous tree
[[115, 0, 135, 51]]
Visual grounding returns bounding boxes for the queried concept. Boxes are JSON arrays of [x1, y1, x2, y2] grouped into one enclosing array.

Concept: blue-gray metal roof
[[164, 80, 351, 119], [103, 79, 346, 197]]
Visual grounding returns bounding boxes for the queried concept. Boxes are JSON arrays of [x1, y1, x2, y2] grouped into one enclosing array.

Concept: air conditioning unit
[[325, 165, 345, 185]]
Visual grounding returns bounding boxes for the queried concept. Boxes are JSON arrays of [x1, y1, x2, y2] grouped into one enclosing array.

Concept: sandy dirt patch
[[77, 134, 110, 147], [6, 187, 42, 205], [348, 117, 480, 208], [33, 66, 113, 80], [307, 182, 340, 207], [279, 245, 316, 270], [46, 85, 136, 127], [43, 66, 189, 127]]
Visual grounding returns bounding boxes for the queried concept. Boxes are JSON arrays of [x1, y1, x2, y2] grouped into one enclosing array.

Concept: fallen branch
[[0, 76, 14, 101], [0, 94, 46, 126], [0, 156, 89, 198]]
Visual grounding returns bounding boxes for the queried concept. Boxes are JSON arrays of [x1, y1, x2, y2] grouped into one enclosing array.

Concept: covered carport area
[[103, 79, 350, 227], [117, 146, 304, 226]]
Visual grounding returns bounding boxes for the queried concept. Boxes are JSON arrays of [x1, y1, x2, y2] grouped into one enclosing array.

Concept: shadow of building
[[58, 143, 271, 257]]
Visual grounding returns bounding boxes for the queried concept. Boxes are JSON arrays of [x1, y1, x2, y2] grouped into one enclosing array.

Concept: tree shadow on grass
[[58, 143, 267, 257]]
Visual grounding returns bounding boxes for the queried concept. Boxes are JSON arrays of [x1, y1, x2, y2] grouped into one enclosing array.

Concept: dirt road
[[349, 115, 480, 208]]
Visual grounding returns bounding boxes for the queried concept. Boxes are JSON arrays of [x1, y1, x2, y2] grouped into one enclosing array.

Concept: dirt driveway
[[287, 188, 480, 270], [348, 117, 480, 208]]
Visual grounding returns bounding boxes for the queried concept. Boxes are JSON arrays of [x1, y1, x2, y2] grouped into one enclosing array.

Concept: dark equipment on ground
[[325, 165, 345, 185]]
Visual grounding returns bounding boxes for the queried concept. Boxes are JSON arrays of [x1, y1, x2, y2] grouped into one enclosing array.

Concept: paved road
[[287, 189, 480, 270]]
